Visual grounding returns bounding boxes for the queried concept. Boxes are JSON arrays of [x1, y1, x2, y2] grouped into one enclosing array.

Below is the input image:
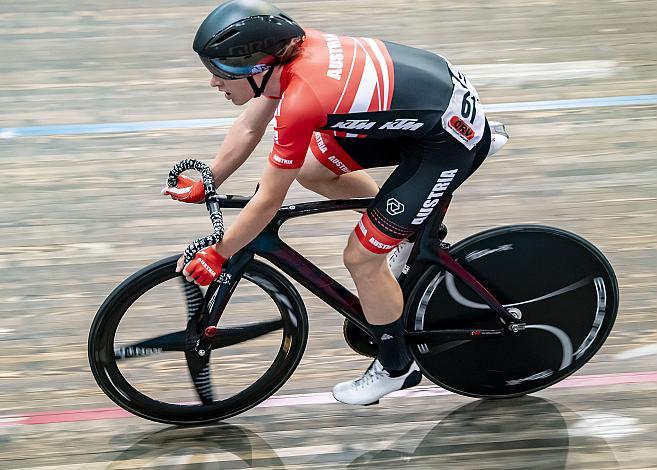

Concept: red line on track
[[1, 371, 655, 426]]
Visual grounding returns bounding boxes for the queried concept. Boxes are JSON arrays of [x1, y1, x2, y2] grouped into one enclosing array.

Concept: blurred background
[[1, 0, 656, 468]]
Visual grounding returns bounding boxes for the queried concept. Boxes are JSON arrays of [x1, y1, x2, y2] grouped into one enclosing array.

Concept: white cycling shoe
[[332, 360, 422, 405]]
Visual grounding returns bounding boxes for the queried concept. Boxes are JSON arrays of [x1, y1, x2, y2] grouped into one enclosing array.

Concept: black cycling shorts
[[313, 123, 491, 253]]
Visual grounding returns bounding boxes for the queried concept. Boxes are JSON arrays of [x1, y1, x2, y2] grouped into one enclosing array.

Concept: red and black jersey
[[268, 29, 486, 170]]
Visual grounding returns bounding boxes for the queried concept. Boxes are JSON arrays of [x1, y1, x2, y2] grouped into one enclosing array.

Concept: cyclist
[[163, 0, 504, 405]]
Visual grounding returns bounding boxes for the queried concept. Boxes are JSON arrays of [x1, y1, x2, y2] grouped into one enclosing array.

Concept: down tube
[[249, 232, 370, 331]]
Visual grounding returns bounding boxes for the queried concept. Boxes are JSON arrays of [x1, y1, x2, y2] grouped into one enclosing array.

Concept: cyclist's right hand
[[161, 175, 205, 203]]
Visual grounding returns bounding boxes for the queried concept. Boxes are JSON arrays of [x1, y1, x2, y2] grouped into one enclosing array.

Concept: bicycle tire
[[406, 225, 618, 398], [88, 256, 308, 424]]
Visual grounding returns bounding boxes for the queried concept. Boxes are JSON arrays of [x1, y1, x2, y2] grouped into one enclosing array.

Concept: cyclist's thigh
[[354, 135, 481, 254], [298, 148, 339, 182]]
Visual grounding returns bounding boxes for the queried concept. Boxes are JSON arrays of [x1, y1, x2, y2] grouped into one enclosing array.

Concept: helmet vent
[[211, 29, 239, 46], [279, 13, 293, 22]]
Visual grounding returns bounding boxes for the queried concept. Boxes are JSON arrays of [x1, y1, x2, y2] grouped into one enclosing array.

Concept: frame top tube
[[209, 194, 373, 221]]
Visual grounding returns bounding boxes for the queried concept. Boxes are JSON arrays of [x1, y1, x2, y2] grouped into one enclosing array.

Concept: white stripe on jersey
[[350, 39, 378, 114], [333, 37, 359, 115], [273, 93, 284, 144], [275, 96, 283, 117], [333, 37, 359, 136], [344, 39, 379, 137], [363, 37, 390, 110]]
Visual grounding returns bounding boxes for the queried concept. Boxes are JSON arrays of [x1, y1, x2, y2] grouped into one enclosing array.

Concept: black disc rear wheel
[[88, 256, 308, 424], [407, 225, 618, 398]]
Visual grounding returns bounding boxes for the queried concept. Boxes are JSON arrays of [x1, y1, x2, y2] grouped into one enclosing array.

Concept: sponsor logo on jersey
[[330, 118, 425, 132], [448, 115, 475, 141], [369, 237, 394, 251], [272, 154, 293, 165], [379, 118, 424, 131], [386, 198, 405, 215], [328, 155, 350, 173], [322, 33, 344, 80], [331, 119, 377, 130], [315, 133, 328, 153], [411, 169, 458, 225]]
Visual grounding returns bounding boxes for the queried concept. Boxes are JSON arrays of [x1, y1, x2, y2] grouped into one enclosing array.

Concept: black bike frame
[[199, 194, 524, 350]]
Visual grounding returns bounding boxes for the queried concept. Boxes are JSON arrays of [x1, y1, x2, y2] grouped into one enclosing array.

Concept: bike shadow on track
[[347, 396, 619, 469], [102, 422, 286, 469], [101, 396, 617, 469]]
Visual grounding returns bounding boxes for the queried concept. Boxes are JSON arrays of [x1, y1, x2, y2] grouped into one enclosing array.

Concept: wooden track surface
[[1, 1, 656, 468]]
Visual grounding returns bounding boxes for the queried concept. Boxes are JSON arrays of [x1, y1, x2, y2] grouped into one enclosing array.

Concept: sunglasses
[[200, 54, 275, 80]]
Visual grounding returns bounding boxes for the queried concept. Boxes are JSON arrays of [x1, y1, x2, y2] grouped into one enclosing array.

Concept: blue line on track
[[484, 93, 657, 112], [2, 94, 656, 139]]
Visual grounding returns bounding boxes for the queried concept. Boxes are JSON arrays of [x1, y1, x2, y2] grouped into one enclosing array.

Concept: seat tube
[[428, 195, 451, 240]]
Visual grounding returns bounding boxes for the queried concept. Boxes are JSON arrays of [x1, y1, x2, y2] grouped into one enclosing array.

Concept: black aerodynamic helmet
[[193, 0, 305, 82]]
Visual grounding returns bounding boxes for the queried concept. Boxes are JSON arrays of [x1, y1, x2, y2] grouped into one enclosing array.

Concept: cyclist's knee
[[343, 236, 386, 278]]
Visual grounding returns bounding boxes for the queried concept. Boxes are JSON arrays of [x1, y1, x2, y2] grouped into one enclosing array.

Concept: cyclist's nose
[[210, 75, 223, 88]]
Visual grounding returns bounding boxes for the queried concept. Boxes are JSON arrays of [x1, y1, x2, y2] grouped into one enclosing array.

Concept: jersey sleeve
[[268, 81, 325, 169]]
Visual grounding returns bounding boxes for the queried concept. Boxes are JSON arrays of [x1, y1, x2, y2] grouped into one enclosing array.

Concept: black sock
[[370, 318, 412, 373]]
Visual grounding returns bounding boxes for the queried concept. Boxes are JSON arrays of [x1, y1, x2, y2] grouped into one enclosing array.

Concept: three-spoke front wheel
[[407, 225, 619, 398], [88, 256, 308, 424]]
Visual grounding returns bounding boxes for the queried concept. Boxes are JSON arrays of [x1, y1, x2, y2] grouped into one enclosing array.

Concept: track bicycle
[[88, 158, 619, 424]]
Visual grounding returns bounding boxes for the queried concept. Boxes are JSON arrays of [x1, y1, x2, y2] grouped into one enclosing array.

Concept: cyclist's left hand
[[162, 175, 206, 203], [177, 247, 227, 286]]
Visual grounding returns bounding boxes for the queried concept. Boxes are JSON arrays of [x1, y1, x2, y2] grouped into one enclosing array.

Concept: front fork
[[193, 250, 254, 357]]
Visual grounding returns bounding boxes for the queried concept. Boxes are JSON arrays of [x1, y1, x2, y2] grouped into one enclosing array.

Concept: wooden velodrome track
[[1, 1, 656, 468]]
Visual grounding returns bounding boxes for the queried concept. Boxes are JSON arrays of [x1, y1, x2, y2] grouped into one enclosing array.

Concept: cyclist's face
[[210, 75, 254, 105]]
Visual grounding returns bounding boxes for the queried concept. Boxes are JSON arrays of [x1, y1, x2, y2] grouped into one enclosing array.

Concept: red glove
[[181, 248, 227, 286], [162, 175, 205, 203]]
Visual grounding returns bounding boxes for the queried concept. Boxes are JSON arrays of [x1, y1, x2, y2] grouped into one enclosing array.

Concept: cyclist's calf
[[343, 233, 403, 324]]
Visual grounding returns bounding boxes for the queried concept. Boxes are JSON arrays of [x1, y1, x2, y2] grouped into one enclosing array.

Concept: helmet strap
[[247, 66, 275, 98]]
